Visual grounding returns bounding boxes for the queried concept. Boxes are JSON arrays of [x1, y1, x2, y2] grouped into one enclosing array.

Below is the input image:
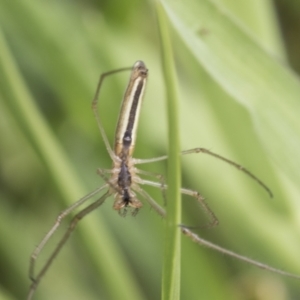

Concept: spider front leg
[[134, 147, 273, 198], [182, 147, 273, 198]]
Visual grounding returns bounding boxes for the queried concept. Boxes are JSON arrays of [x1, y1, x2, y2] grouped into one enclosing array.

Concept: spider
[[27, 61, 299, 299]]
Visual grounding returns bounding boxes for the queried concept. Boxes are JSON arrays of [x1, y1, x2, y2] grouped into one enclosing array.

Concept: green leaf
[[161, 0, 300, 191]]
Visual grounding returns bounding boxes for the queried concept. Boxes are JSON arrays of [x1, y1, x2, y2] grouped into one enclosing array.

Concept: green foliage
[[0, 0, 300, 299]]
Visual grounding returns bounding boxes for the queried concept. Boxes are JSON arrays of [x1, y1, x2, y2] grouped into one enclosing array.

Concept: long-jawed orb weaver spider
[[27, 61, 300, 299]]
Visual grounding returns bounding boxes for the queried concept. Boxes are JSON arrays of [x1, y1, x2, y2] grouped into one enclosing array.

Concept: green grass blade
[[159, 0, 300, 297], [155, 2, 181, 300]]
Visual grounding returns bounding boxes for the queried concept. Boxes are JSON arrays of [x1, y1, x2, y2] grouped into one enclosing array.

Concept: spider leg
[[91, 66, 132, 159], [135, 169, 167, 206], [132, 184, 166, 217], [136, 178, 218, 228], [180, 226, 300, 279], [134, 176, 299, 280], [181, 147, 273, 198], [27, 188, 110, 300], [133, 155, 168, 165], [180, 187, 218, 229], [134, 147, 272, 198]]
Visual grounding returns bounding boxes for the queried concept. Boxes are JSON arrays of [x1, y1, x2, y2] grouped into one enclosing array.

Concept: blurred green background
[[1, 0, 300, 299]]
